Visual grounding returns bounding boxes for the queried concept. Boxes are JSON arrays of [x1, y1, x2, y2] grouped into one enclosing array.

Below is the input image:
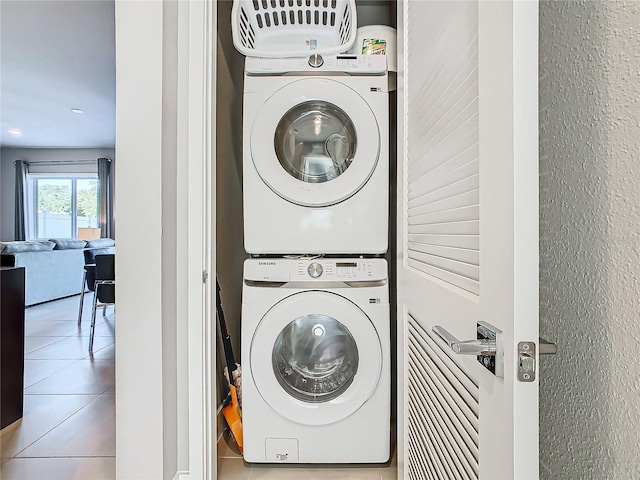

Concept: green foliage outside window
[[38, 180, 98, 216], [77, 181, 99, 216]]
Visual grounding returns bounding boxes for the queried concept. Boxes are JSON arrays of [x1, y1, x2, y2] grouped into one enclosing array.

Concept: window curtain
[[14, 160, 28, 241], [97, 158, 115, 239]]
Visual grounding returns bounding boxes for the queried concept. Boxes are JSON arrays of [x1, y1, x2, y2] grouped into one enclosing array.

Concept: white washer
[[243, 55, 389, 255], [242, 257, 390, 463]]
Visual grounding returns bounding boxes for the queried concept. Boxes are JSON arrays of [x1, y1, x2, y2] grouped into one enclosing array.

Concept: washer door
[[251, 291, 383, 426], [250, 78, 380, 207]]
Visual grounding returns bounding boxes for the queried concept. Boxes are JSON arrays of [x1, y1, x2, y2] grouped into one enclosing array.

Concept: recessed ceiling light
[[8, 128, 22, 137], [71, 108, 84, 114]]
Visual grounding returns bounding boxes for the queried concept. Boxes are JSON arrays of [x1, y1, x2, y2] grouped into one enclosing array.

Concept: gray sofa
[[0, 239, 115, 306]]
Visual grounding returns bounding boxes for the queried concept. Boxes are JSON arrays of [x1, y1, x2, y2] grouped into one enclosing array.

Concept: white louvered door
[[397, 1, 539, 479]]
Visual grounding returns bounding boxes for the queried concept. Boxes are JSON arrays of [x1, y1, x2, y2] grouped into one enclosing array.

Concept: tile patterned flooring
[[0, 295, 115, 480], [0, 295, 396, 479]]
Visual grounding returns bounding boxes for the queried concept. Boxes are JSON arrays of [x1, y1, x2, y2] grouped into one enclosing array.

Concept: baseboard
[[172, 471, 189, 480]]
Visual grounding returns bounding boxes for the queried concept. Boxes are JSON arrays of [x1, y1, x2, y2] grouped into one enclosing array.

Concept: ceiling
[[0, 0, 115, 149]]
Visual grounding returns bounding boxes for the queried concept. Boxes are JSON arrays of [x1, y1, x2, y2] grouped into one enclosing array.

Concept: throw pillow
[[0, 240, 56, 253], [50, 238, 87, 250], [85, 238, 115, 248]]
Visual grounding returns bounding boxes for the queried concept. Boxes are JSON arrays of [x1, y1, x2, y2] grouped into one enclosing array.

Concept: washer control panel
[[245, 258, 387, 283]]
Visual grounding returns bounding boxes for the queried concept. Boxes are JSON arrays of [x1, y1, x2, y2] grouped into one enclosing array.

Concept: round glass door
[[274, 101, 357, 184], [250, 78, 381, 207], [250, 291, 382, 426], [272, 314, 358, 403]]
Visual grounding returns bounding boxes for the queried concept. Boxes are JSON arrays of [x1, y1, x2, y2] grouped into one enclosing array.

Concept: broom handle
[[216, 280, 238, 376]]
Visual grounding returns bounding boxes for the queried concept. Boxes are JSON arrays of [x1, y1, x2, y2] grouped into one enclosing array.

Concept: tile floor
[[0, 295, 396, 480], [0, 295, 115, 480]]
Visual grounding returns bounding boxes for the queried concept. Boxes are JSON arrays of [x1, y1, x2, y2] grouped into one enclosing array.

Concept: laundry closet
[[213, 0, 541, 478], [215, 0, 398, 475]]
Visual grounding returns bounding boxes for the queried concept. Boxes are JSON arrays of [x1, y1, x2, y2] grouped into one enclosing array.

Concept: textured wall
[[539, 1, 640, 478]]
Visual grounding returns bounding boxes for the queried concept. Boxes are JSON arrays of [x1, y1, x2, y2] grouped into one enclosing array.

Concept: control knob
[[307, 262, 323, 278], [308, 53, 324, 68]]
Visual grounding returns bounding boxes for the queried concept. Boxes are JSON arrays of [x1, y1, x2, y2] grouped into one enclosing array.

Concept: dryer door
[[250, 290, 383, 426], [250, 78, 381, 207]]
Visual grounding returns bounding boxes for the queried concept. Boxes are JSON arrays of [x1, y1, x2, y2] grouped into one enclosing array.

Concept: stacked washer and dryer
[[232, 0, 391, 464]]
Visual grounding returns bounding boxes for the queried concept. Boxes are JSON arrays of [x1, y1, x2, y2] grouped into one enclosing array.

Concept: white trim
[[172, 472, 190, 480], [184, 0, 216, 479], [396, 0, 407, 478]]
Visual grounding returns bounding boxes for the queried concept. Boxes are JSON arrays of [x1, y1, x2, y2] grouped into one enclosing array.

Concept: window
[[31, 176, 99, 239]]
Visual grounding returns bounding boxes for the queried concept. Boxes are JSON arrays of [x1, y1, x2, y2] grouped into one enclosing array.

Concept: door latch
[[517, 342, 536, 382], [518, 337, 557, 382]]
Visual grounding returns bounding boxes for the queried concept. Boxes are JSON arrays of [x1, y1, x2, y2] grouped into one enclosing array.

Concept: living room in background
[[29, 174, 99, 240]]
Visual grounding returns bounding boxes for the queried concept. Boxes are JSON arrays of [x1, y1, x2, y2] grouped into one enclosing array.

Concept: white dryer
[[243, 55, 389, 255], [241, 257, 390, 463]]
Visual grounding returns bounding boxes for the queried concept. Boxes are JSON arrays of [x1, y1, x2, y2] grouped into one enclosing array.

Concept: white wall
[[115, 1, 165, 477], [539, 1, 640, 478], [0, 147, 115, 241]]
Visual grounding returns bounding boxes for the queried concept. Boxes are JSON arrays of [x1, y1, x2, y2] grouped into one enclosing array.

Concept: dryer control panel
[[244, 258, 387, 283], [245, 54, 387, 75]]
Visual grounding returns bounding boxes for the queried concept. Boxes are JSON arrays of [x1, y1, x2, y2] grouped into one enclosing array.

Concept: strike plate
[[518, 341, 536, 382]]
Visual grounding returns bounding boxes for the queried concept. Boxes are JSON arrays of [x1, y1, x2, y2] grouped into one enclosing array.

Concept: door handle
[[432, 326, 496, 355], [432, 322, 504, 377]]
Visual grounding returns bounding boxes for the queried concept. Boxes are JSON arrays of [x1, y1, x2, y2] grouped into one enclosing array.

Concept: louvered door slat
[[409, 387, 463, 480], [406, 0, 479, 296], [416, 49, 478, 136], [408, 335, 479, 434], [408, 375, 477, 480], [408, 415, 444, 480], [410, 344, 480, 450], [414, 35, 477, 134], [409, 318, 479, 414], [409, 170, 479, 212], [408, 250, 478, 280], [416, 91, 478, 162], [408, 219, 479, 236], [407, 315, 480, 480], [409, 150, 478, 205], [409, 345, 479, 475], [408, 205, 479, 227], [408, 242, 479, 266], [407, 258, 479, 296], [409, 189, 479, 218], [407, 234, 479, 250], [408, 429, 438, 480], [410, 111, 478, 174]]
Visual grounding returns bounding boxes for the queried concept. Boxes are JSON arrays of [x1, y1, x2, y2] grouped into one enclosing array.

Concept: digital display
[[336, 55, 357, 60], [336, 262, 358, 267]]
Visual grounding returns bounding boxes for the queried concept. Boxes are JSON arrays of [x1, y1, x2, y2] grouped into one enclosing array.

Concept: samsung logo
[[258, 261, 276, 266]]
